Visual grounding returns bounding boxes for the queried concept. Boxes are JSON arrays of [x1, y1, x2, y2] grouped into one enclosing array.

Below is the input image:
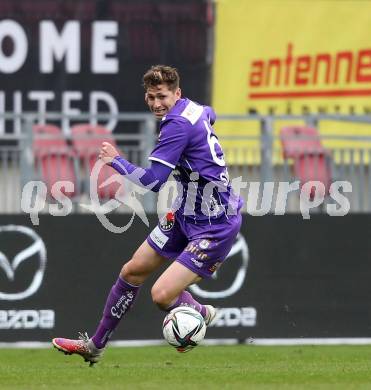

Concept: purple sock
[[92, 276, 140, 348], [166, 290, 207, 318]]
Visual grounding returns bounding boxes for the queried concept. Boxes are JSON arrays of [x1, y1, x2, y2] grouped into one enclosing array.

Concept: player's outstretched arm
[[99, 142, 173, 192]]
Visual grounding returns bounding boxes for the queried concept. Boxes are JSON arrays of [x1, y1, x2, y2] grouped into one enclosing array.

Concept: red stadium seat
[[71, 124, 123, 200], [280, 126, 325, 158], [293, 154, 332, 199], [280, 126, 332, 199], [33, 124, 77, 198]]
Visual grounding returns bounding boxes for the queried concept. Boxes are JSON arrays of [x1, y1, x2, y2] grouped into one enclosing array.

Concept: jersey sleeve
[[149, 118, 189, 169], [204, 106, 216, 125], [110, 157, 173, 192]]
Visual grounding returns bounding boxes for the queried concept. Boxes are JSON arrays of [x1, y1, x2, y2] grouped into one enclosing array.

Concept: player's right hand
[[99, 142, 119, 164]]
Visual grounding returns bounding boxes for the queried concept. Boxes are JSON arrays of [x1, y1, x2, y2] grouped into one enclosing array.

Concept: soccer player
[[52, 65, 243, 365]]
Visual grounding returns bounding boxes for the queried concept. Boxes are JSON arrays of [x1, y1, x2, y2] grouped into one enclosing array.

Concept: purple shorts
[[147, 212, 242, 278]]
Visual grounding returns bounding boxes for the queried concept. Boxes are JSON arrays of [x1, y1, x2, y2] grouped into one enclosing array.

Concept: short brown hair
[[142, 65, 180, 91]]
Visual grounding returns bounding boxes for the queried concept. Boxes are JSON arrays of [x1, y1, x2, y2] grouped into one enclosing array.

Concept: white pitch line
[[244, 338, 371, 346], [1, 338, 371, 349]]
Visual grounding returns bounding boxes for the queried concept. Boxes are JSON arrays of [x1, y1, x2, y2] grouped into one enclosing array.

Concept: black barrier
[[0, 214, 371, 343]]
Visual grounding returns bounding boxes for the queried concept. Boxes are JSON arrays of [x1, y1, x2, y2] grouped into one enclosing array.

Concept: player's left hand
[[99, 142, 120, 164]]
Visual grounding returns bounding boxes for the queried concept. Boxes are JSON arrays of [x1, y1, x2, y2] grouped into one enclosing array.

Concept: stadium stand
[[280, 126, 333, 200], [71, 124, 123, 200], [33, 124, 77, 197]]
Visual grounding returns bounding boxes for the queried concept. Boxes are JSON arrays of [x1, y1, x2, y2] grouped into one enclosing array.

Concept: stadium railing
[[0, 112, 370, 214]]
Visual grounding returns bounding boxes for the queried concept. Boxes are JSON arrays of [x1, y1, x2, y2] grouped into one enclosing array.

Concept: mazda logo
[[0, 225, 47, 301]]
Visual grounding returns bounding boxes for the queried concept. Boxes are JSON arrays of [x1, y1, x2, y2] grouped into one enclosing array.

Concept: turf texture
[[1, 345, 371, 389]]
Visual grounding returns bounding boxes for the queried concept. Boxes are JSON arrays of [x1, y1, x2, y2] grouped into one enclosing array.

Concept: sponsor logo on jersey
[[184, 242, 209, 260], [190, 258, 203, 268], [208, 261, 222, 273], [149, 226, 169, 249], [180, 101, 203, 125]]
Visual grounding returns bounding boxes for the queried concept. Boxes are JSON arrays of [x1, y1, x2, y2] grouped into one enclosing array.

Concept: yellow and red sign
[[212, 0, 371, 159]]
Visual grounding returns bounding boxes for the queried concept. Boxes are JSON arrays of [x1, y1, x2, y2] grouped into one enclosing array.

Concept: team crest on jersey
[[199, 239, 210, 250], [160, 211, 175, 231]]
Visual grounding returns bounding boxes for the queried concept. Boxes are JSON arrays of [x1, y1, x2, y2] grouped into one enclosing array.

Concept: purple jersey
[[149, 98, 243, 222]]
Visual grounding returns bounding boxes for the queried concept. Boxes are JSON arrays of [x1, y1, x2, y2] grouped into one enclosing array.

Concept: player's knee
[[151, 285, 172, 309], [120, 261, 145, 286]]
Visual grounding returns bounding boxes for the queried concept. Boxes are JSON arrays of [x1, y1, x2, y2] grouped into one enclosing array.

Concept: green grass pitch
[[1, 345, 371, 389]]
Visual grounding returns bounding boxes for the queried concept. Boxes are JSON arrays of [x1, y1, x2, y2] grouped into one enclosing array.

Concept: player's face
[[145, 84, 181, 119]]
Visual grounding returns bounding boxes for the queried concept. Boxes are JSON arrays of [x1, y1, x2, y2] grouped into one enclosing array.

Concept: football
[[162, 306, 207, 352]]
